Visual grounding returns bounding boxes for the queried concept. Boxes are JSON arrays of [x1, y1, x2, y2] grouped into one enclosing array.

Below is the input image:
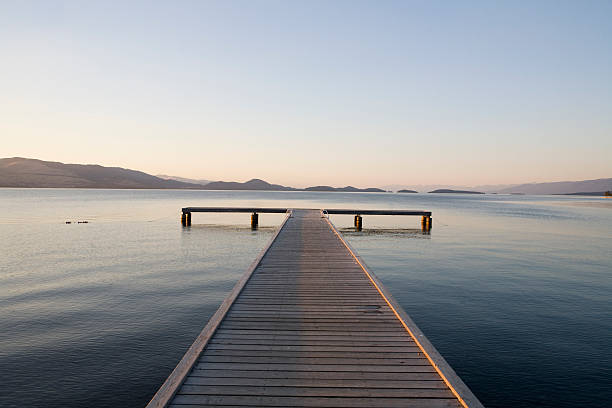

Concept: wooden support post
[[355, 215, 362, 231], [251, 213, 259, 229], [181, 212, 187, 226], [186, 212, 192, 226], [421, 215, 432, 232]]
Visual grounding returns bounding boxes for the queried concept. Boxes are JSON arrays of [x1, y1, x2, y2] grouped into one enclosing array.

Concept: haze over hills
[[157, 174, 211, 186], [498, 178, 612, 195]]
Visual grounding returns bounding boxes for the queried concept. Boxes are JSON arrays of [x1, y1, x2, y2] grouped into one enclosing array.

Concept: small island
[[304, 185, 386, 193], [561, 191, 609, 196], [429, 189, 485, 194], [397, 189, 418, 193]]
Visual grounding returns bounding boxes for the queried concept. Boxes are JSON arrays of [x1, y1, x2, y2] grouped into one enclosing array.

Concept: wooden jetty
[[148, 209, 482, 407], [181, 207, 432, 231]]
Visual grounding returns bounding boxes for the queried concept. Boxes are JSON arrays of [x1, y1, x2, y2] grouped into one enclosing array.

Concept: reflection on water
[[0, 189, 611, 408], [339, 227, 431, 238], [556, 200, 612, 209], [184, 224, 277, 232]]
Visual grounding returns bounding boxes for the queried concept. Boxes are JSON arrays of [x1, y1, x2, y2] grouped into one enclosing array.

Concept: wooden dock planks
[[148, 209, 483, 408]]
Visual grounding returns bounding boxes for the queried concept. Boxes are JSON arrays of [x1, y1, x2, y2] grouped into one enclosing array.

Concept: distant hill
[[429, 189, 484, 194], [397, 189, 417, 193], [499, 178, 612, 195], [0, 158, 390, 192], [562, 191, 609, 196], [203, 178, 296, 191], [0, 158, 203, 189], [304, 185, 386, 193], [383, 183, 518, 193], [157, 174, 211, 186], [201, 180, 386, 192]]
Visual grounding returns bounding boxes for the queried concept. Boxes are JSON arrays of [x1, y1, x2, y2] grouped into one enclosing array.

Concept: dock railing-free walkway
[[147, 208, 481, 407]]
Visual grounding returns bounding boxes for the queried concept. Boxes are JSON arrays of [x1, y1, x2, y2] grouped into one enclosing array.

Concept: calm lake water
[[1, 189, 611, 407]]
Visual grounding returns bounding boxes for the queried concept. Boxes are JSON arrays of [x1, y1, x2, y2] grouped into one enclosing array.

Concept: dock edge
[[322, 210, 485, 408]]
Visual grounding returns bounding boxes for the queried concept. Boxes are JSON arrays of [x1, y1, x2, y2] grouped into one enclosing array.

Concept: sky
[[1, 0, 611, 188]]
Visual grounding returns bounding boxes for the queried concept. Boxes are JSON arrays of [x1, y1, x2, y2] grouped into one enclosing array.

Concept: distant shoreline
[[428, 189, 484, 194], [2, 158, 610, 195], [3, 186, 612, 198]]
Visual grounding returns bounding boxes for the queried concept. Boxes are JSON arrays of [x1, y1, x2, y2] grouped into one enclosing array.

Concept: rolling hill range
[[0, 158, 203, 189], [202, 178, 295, 191], [2, 157, 609, 194], [0, 158, 385, 192], [498, 178, 612, 195]]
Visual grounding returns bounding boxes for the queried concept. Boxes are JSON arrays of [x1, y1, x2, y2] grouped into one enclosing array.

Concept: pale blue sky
[[1, 1, 611, 187]]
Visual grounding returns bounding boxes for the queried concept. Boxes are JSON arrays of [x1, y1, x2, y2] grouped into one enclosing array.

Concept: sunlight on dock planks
[[148, 209, 481, 408]]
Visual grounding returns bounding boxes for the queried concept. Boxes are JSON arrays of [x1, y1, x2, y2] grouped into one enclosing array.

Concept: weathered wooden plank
[[226, 310, 395, 315], [209, 338, 415, 346], [238, 290, 378, 294], [205, 344, 421, 352], [224, 317, 399, 322], [204, 349, 424, 358], [190, 362, 437, 372], [170, 395, 459, 408], [228, 305, 392, 311], [212, 330, 409, 338], [224, 316, 400, 322], [219, 322, 404, 330], [233, 299, 388, 304], [183, 376, 447, 388], [221, 313, 399, 319], [210, 337, 415, 345], [178, 384, 455, 398], [215, 329, 407, 336], [198, 356, 431, 365], [187, 369, 443, 381], [236, 294, 379, 297]]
